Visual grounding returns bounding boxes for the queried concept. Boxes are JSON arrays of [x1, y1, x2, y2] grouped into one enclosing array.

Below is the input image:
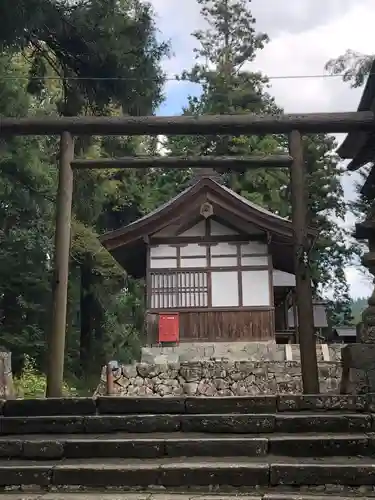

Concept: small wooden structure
[[101, 174, 317, 344], [331, 327, 357, 344], [279, 300, 328, 344]]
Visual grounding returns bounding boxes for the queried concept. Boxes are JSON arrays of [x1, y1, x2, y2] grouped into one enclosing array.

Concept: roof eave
[[337, 59, 375, 167], [99, 181, 207, 249], [100, 177, 317, 251]]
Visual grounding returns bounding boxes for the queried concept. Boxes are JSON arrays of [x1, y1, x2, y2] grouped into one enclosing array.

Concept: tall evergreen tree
[[0, 0, 170, 379], [166, 0, 354, 322], [0, 54, 55, 372], [1, 0, 168, 115]]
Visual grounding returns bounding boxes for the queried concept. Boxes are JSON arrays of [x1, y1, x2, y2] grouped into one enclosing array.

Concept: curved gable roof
[[100, 177, 317, 251]]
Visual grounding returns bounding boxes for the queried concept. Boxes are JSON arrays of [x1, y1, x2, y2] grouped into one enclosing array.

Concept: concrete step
[[1, 413, 372, 434], [0, 457, 375, 488], [0, 394, 368, 417], [0, 433, 371, 459]]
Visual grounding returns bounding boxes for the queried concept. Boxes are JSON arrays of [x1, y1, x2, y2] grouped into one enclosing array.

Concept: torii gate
[[0, 111, 373, 396]]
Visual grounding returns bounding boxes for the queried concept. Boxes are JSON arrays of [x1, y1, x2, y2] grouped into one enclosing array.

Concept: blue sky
[[157, 82, 200, 116], [149, 0, 375, 298]]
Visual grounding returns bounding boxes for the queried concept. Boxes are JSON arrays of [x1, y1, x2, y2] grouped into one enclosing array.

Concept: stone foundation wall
[[95, 360, 342, 397], [141, 342, 343, 364]]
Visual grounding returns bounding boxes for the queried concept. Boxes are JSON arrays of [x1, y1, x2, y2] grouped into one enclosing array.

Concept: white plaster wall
[[180, 243, 207, 268], [180, 258, 206, 268], [242, 270, 271, 306], [241, 241, 268, 255], [180, 220, 206, 236], [210, 220, 238, 235], [150, 245, 176, 258], [150, 258, 177, 269], [211, 256, 238, 267], [211, 242, 237, 255], [241, 255, 269, 266], [180, 244, 207, 256], [150, 245, 177, 269], [211, 271, 239, 307]]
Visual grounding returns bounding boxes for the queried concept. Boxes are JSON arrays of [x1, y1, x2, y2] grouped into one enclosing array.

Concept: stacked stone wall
[[95, 359, 342, 397]]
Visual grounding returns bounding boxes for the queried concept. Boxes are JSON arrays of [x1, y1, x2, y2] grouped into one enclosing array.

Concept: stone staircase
[[0, 394, 375, 499]]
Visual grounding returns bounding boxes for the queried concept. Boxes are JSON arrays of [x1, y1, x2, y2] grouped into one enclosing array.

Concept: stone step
[[264, 496, 375, 500], [0, 433, 371, 459], [0, 457, 375, 488], [1, 413, 372, 434], [0, 494, 374, 500], [0, 395, 368, 417]]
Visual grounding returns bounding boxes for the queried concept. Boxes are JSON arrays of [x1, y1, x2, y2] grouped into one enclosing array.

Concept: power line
[[0, 72, 363, 82]]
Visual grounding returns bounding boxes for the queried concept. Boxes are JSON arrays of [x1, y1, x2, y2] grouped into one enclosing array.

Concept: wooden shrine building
[[101, 174, 318, 344]]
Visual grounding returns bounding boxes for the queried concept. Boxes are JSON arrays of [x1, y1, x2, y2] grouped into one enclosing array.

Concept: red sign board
[[158, 314, 179, 343]]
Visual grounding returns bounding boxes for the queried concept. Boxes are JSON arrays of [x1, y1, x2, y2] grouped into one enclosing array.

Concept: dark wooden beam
[[150, 235, 260, 244], [0, 111, 374, 136], [289, 129, 320, 394], [71, 155, 293, 169], [360, 164, 375, 196], [46, 131, 74, 398]]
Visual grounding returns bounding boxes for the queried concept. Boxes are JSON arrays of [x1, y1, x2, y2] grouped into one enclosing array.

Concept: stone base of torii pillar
[[340, 236, 375, 402]]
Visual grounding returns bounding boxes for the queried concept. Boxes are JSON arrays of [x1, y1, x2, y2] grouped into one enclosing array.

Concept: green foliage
[[0, 53, 55, 372], [325, 50, 374, 88], [0, 0, 169, 115], [101, 286, 144, 364], [14, 356, 77, 398], [0, 0, 168, 387], [350, 297, 368, 325]]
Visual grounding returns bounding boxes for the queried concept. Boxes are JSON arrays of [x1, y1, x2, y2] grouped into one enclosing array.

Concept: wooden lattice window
[[150, 271, 208, 309]]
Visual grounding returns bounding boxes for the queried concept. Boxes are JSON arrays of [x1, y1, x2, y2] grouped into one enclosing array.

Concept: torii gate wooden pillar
[[289, 130, 319, 393], [46, 132, 74, 397]]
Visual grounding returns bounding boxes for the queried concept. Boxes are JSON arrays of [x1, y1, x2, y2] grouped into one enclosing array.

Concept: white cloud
[[252, 2, 375, 113], [149, 0, 375, 299], [345, 266, 372, 299]]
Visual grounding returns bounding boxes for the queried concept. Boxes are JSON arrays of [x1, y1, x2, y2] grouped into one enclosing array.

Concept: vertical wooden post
[[292, 291, 299, 343], [106, 363, 115, 395], [46, 131, 74, 398], [289, 130, 320, 394]]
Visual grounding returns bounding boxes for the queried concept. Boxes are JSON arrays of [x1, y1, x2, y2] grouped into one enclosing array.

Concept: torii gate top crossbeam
[[0, 111, 374, 136]]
